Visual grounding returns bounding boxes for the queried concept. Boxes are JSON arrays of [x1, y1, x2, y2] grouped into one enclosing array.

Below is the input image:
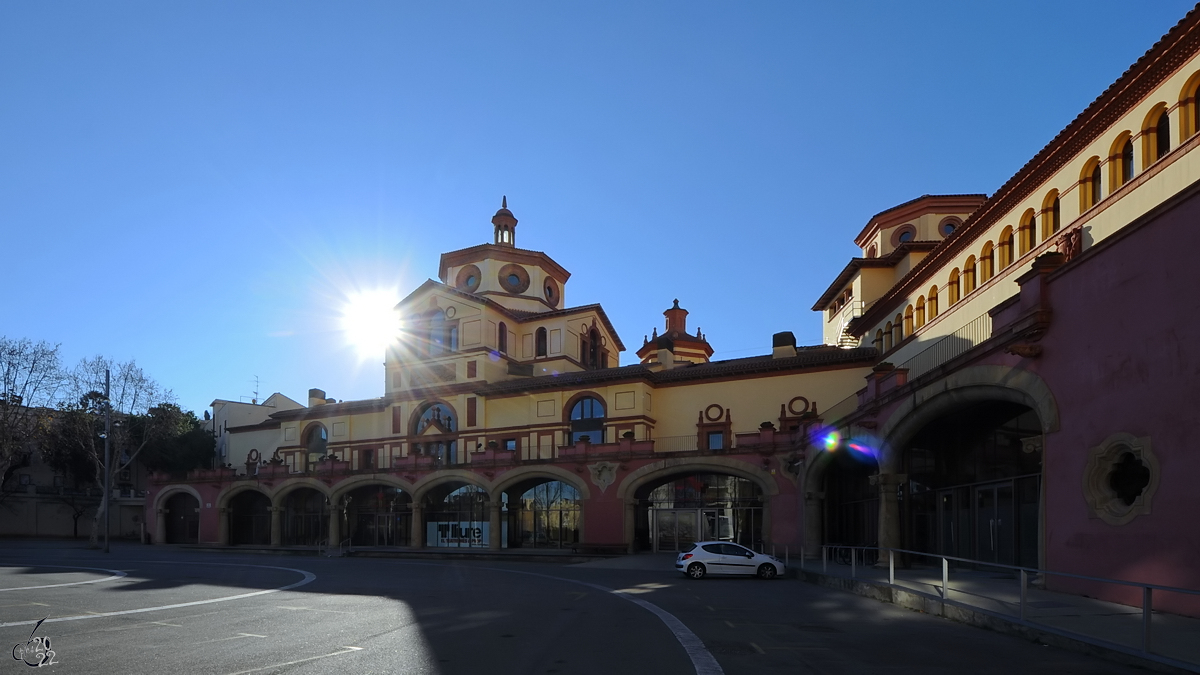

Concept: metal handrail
[[815, 544, 1200, 662]]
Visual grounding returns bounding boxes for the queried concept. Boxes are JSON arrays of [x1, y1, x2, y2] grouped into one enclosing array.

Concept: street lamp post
[[102, 369, 111, 554]]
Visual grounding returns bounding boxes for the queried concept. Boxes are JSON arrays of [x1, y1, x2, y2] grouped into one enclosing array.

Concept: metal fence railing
[[808, 545, 1200, 670], [897, 312, 992, 381]]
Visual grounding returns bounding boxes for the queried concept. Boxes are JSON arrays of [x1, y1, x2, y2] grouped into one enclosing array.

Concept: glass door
[[974, 483, 1015, 565]]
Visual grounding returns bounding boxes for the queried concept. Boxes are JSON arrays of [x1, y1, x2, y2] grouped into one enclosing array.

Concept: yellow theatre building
[[151, 200, 876, 553]]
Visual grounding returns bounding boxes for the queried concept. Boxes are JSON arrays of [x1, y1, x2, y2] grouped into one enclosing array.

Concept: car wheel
[[687, 563, 706, 579], [756, 564, 777, 580]]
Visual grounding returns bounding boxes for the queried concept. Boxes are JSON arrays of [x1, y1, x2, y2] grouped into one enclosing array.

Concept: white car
[[675, 541, 786, 579]]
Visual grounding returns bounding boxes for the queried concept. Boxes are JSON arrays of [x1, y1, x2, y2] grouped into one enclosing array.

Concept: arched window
[[904, 306, 914, 336], [947, 269, 961, 305], [893, 313, 904, 345], [1041, 193, 1060, 241], [568, 396, 605, 444], [866, 244, 877, 258], [414, 402, 457, 435], [1080, 158, 1102, 212], [1180, 73, 1200, 140], [873, 330, 884, 352], [883, 322, 893, 352], [1154, 108, 1171, 163], [980, 242, 995, 283], [963, 257, 977, 295], [1111, 134, 1134, 190], [304, 424, 328, 459], [498, 322, 508, 354], [535, 327, 547, 357], [1018, 210, 1036, 255], [928, 286, 939, 320], [583, 328, 604, 369], [999, 227, 1014, 268], [915, 297, 926, 328]]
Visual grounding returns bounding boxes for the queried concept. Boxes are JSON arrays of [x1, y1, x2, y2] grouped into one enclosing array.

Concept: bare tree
[[55, 356, 178, 547], [0, 337, 64, 485]]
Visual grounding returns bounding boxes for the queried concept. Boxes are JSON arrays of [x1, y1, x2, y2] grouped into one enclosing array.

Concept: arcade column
[[623, 499, 636, 554], [874, 473, 907, 557], [328, 505, 341, 544], [217, 507, 229, 546], [488, 498, 502, 550], [155, 507, 166, 545], [410, 503, 425, 548], [270, 506, 282, 547]]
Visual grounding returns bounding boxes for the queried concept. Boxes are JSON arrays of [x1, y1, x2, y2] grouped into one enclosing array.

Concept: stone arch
[[215, 482, 272, 511], [270, 477, 333, 508], [493, 465, 591, 501], [412, 469, 493, 503], [330, 474, 416, 504], [616, 456, 778, 502], [152, 484, 203, 512], [875, 364, 1059, 473]]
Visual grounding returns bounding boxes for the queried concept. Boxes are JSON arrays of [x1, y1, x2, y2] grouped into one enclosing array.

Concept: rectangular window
[[707, 432, 724, 451], [467, 360, 477, 378], [504, 439, 517, 452], [361, 448, 375, 470], [392, 407, 404, 434], [467, 397, 477, 427]]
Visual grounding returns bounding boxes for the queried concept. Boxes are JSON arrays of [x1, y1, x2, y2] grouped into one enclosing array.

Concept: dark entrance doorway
[[635, 474, 763, 552], [904, 401, 1042, 567], [282, 488, 328, 546], [822, 449, 880, 548], [164, 492, 199, 544], [503, 480, 580, 549], [345, 485, 411, 547], [229, 490, 270, 545]]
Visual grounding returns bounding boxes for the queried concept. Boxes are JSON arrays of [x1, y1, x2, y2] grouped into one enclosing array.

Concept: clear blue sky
[[3, 1, 1195, 415]]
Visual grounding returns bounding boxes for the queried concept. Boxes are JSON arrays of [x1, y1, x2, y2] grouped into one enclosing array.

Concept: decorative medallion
[[588, 461, 619, 493]]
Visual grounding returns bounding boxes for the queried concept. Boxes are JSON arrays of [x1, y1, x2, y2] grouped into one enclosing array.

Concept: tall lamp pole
[[102, 369, 111, 554]]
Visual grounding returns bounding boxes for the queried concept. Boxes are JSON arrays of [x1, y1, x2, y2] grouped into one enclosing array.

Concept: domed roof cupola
[[636, 299, 714, 367], [492, 195, 518, 247]]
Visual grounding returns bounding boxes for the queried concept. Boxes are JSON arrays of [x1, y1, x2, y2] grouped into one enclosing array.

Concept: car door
[[699, 543, 730, 574], [720, 544, 758, 575]]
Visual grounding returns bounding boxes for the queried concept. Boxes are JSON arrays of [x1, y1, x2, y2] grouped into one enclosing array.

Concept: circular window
[[497, 264, 530, 294], [544, 278, 559, 304], [939, 218, 960, 236], [455, 264, 482, 293], [898, 231, 914, 243], [892, 225, 917, 246]]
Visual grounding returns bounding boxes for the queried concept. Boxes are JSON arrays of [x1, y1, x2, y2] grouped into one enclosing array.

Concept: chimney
[[772, 331, 797, 359], [656, 336, 677, 370], [308, 388, 327, 407]]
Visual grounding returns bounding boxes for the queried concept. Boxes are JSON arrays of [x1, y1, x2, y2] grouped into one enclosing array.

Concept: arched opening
[[892, 313, 903, 345], [412, 401, 458, 465], [962, 257, 977, 295], [1110, 133, 1134, 191], [1041, 192, 1060, 241], [1079, 158, 1102, 212], [822, 445, 881, 547], [999, 227, 1014, 268], [980, 242, 995, 283], [1018, 210, 1036, 255], [228, 490, 270, 546], [915, 297, 926, 328], [947, 269, 961, 305], [535, 327, 548, 357], [498, 322, 508, 354], [1143, 104, 1171, 167], [282, 487, 328, 546], [568, 395, 606, 444], [424, 482, 490, 548], [927, 286, 939, 320], [345, 485, 411, 547], [164, 492, 199, 544], [904, 306, 914, 336], [303, 424, 328, 470], [901, 401, 1042, 567], [873, 330, 883, 352], [502, 479, 581, 549], [635, 473, 764, 552], [883, 322, 893, 352]]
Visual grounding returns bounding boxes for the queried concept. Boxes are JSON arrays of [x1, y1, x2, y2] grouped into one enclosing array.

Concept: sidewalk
[[798, 555, 1200, 673]]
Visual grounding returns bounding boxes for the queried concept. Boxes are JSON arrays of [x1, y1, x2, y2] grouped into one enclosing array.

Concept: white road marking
[[0, 564, 127, 592], [448, 564, 724, 675], [750, 642, 765, 654], [198, 633, 268, 644], [274, 605, 352, 614], [223, 646, 363, 675], [0, 562, 316, 629]]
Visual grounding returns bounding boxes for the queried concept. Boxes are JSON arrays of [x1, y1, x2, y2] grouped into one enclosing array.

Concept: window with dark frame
[[707, 431, 724, 451]]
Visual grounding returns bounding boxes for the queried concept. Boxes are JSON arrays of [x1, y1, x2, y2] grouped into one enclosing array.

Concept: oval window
[[898, 230, 915, 243], [508, 274, 520, 286]]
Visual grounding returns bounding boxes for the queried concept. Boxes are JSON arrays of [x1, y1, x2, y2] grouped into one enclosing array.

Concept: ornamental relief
[[1082, 433, 1159, 526]]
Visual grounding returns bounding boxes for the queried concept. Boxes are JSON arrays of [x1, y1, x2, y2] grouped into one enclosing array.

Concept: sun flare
[[340, 289, 400, 360]]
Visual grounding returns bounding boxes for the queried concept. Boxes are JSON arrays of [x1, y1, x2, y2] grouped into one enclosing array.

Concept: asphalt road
[[0, 542, 1148, 675]]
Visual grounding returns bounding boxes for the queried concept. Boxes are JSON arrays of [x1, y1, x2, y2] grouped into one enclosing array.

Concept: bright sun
[[340, 289, 400, 360]]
